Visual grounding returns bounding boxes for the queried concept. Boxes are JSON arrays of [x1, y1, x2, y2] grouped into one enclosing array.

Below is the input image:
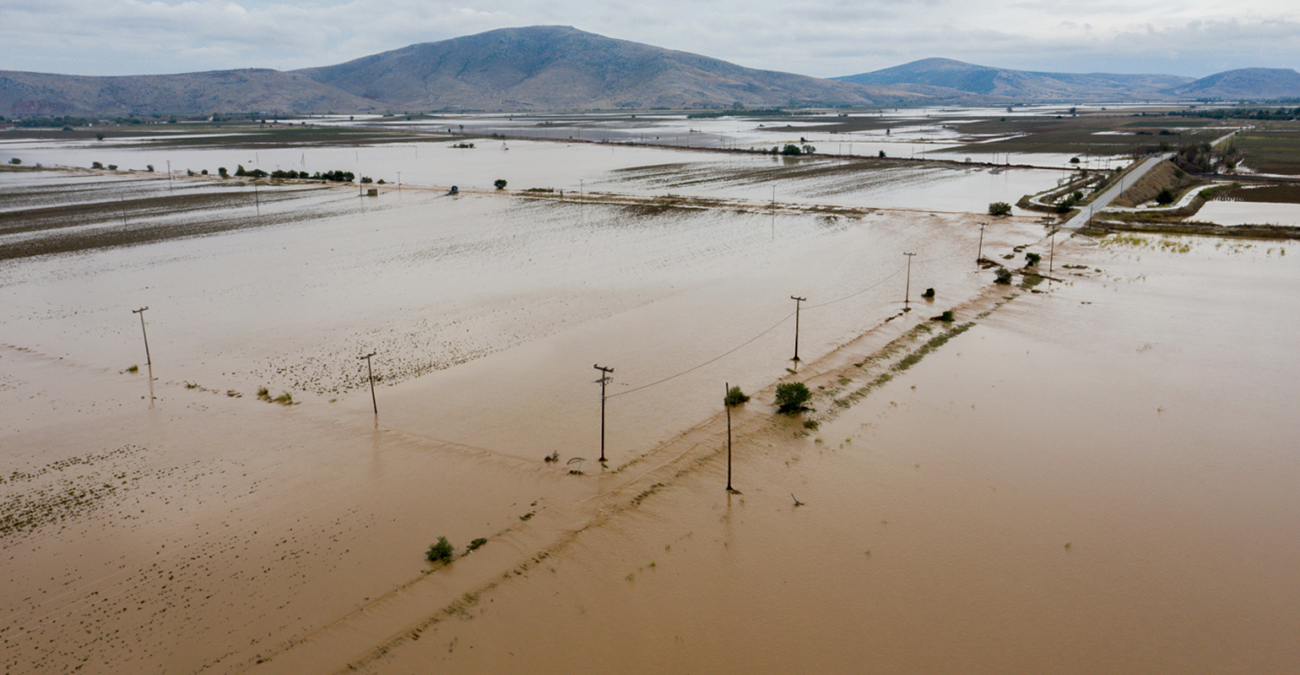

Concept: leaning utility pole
[[790, 296, 807, 361], [594, 364, 614, 462], [132, 307, 151, 366], [903, 252, 917, 310], [359, 352, 377, 414]]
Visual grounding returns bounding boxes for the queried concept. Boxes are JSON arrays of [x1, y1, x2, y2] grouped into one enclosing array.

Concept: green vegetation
[[91, 161, 104, 169], [126, 365, 139, 373], [1025, 252, 1042, 266], [937, 310, 955, 322], [494, 179, 508, 190], [989, 201, 1012, 216], [273, 391, 293, 405], [426, 536, 454, 563], [725, 385, 750, 406], [995, 267, 1013, 284], [775, 382, 812, 414], [1156, 188, 1176, 205], [464, 538, 487, 554], [8, 158, 19, 165], [921, 287, 935, 298]]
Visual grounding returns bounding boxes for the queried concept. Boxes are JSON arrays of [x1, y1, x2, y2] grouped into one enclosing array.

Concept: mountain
[[834, 58, 1193, 101], [1163, 68, 1300, 99], [295, 26, 908, 110], [0, 69, 376, 117]]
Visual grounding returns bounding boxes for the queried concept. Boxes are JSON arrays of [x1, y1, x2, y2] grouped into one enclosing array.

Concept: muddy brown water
[[2, 149, 1297, 674]]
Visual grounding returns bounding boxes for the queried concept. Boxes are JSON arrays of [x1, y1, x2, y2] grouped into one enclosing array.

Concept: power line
[[607, 311, 794, 399]]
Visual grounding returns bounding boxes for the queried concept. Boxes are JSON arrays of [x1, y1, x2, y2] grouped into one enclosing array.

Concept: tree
[[725, 385, 750, 407], [1025, 252, 1042, 266], [781, 144, 802, 156], [988, 201, 1012, 216], [995, 267, 1013, 284], [774, 382, 811, 414], [1156, 188, 1175, 205], [8, 158, 20, 165], [218, 167, 228, 178], [426, 536, 454, 563], [494, 179, 508, 190]]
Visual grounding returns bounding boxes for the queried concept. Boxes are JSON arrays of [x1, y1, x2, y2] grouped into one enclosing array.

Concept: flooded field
[[2, 128, 1297, 674], [1198, 199, 1300, 227]]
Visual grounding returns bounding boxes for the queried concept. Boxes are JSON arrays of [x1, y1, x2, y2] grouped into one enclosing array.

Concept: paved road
[[1063, 130, 1241, 231], [1062, 152, 1173, 231]]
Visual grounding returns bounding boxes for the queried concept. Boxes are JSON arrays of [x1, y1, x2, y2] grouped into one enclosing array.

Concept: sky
[[1, 0, 1297, 79]]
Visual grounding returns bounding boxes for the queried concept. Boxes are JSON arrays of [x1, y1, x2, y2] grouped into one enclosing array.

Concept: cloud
[[0, 0, 1297, 78]]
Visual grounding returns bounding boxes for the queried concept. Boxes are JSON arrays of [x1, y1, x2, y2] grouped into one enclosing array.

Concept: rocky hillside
[[1163, 68, 1300, 100]]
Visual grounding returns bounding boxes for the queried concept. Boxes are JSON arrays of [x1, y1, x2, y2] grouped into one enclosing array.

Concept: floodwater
[[1196, 199, 1300, 227], [3, 132, 1298, 675]]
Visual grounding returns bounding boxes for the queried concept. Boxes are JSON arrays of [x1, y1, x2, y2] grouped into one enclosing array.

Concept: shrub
[[107, 164, 117, 171], [878, 150, 886, 158], [426, 537, 454, 563], [774, 382, 812, 414], [494, 179, 507, 190], [1069, 157, 1080, 164], [995, 267, 1013, 284], [1156, 188, 1175, 205], [921, 287, 935, 298], [1025, 252, 1042, 266], [781, 144, 802, 156], [938, 310, 955, 322], [218, 167, 228, 178], [8, 158, 20, 165], [465, 538, 487, 554], [988, 201, 1012, 216], [92, 161, 104, 169], [360, 176, 373, 184], [725, 385, 750, 407]]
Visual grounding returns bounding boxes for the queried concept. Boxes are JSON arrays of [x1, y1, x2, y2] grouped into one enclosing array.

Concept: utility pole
[[360, 352, 377, 414], [1049, 230, 1056, 277], [725, 381, 734, 492], [790, 296, 807, 361], [594, 364, 614, 462], [396, 171, 401, 192], [253, 182, 260, 217], [166, 160, 172, 192], [977, 223, 986, 264], [132, 307, 151, 366], [903, 252, 917, 310]]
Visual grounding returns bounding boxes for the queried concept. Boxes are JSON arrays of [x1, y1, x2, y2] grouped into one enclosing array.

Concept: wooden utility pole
[[253, 182, 260, 217], [790, 296, 807, 361], [1049, 230, 1056, 277], [903, 252, 917, 310], [360, 352, 377, 414], [594, 364, 614, 462], [132, 307, 151, 366], [725, 382, 734, 492], [977, 223, 986, 263], [166, 160, 172, 192]]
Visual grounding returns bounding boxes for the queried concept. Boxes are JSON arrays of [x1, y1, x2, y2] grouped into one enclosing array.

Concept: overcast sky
[[2, 0, 1297, 79]]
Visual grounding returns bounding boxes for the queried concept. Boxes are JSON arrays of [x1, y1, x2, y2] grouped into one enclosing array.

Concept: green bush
[[494, 179, 508, 190], [989, 201, 1012, 216], [1156, 188, 1175, 205], [921, 287, 935, 298], [8, 158, 20, 165], [725, 385, 750, 407], [774, 382, 811, 414], [465, 538, 487, 554], [781, 144, 803, 156], [995, 267, 1013, 285], [938, 310, 955, 322], [426, 536, 454, 562], [1025, 252, 1042, 266]]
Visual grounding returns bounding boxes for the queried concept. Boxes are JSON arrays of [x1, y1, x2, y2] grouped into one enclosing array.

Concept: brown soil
[[1112, 160, 1204, 208]]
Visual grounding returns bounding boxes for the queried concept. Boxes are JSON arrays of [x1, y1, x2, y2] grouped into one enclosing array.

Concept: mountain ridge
[[2, 28, 1298, 118]]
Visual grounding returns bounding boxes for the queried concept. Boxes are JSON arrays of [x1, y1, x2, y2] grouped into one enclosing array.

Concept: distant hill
[[0, 69, 376, 117], [835, 58, 1193, 101], [296, 26, 909, 110], [1163, 68, 1300, 100], [2, 30, 1297, 118]]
